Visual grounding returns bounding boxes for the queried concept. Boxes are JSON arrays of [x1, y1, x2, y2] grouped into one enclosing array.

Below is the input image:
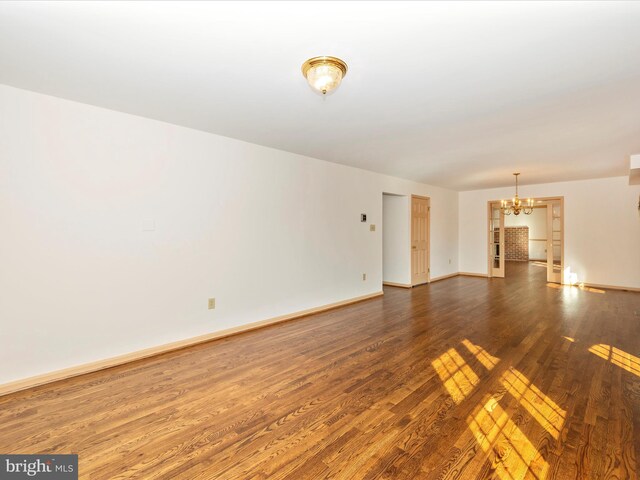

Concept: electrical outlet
[[208, 298, 216, 310], [362, 273, 367, 281], [370, 224, 376, 232], [449, 258, 451, 264]]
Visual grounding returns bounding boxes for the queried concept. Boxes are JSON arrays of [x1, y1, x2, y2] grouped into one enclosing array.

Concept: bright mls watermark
[[0, 455, 77, 479]]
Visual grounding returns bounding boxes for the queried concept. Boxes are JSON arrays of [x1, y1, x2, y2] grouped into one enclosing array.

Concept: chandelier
[[501, 173, 533, 216], [301, 56, 348, 95]]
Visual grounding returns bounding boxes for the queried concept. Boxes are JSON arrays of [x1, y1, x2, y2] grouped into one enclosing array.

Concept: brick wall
[[505, 226, 529, 261]]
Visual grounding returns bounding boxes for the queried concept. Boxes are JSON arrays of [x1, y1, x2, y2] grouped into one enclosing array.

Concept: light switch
[[370, 224, 376, 232], [141, 219, 156, 232]]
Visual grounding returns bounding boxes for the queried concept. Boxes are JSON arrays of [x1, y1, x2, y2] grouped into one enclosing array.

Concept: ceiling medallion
[[301, 56, 348, 95], [501, 173, 533, 215]]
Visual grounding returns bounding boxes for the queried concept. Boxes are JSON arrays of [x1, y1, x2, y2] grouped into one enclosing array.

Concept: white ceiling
[[1, 1, 639, 190]]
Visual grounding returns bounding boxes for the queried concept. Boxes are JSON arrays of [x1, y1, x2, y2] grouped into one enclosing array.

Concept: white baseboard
[[383, 281, 412, 288], [458, 272, 489, 278], [429, 272, 459, 283]]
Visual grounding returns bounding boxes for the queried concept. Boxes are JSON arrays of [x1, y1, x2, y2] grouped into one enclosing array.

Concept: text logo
[[0, 455, 77, 479]]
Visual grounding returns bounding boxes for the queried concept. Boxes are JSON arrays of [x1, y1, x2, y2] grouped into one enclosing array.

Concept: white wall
[[0, 84, 459, 385], [459, 176, 640, 288], [382, 194, 410, 284], [504, 207, 547, 260]]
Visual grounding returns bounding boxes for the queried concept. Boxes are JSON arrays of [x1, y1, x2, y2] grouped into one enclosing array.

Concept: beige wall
[[0, 84, 460, 385]]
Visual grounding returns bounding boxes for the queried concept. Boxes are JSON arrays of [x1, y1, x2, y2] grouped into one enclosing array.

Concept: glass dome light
[[301, 56, 348, 95]]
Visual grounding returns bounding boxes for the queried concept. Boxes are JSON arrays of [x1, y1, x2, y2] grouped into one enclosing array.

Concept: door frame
[[486, 196, 564, 283], [411, 195, 430, 286]]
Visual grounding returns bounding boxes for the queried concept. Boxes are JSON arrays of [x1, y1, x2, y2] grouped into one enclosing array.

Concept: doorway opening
[[382, 193, 430, 288], [488, 197, 564, 283]]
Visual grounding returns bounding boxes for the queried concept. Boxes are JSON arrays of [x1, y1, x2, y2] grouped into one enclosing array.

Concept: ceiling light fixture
[[301, 56, 348, 95], [501, 173, 533, 215]]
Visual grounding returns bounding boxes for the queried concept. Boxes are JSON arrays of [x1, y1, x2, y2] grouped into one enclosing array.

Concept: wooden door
[[489, 202, 505, 278], [411, 196, 430, 286]]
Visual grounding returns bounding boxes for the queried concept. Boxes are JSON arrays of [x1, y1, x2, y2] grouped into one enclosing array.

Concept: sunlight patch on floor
[[500, 368, 566, 440], [430, 342, 565, 479], [467, 396, 549, 480], [546, 283, 605, 294], [589, 344, 640, 377], [431, 348, 480, 404], [462, 338, 500, 370], [578, 284, 606, 294]]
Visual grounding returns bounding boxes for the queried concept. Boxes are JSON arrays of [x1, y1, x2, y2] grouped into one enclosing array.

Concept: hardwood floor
[[1, 262, 639, 479]]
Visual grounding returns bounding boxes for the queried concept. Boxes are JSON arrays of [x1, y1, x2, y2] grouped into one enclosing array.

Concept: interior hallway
[[1, 263, 639, 479]]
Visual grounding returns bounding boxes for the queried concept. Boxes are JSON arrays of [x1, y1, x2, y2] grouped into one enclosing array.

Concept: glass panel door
[[546, 200, 563, 283], [489, 202, 505, 278]]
